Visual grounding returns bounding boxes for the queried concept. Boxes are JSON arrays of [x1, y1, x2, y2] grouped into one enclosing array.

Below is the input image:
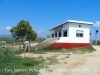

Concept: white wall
[[61, 23, 69, 37], [50, 23, 69, 37], [56, 23, 91, 43], [50, 30, 55, 38], [50, 22, 91, 43]]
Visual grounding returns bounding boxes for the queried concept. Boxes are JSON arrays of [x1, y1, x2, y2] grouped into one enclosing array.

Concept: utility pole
[[90, 32, 92, 45], [95, 28, 98, 45]]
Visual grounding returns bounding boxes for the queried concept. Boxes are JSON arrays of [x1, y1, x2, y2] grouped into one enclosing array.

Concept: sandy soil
[[39, 45, 100, 75], [19, 52, 59, 59], [19, 45, 100, 75]]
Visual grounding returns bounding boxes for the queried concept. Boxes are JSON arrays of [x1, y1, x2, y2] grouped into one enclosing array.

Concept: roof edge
[[68, 20, 93, 25], [49, 20, 93, 31]]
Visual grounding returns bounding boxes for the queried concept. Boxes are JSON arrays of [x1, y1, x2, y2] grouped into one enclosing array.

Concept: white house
[[49, 20, 93, 48]]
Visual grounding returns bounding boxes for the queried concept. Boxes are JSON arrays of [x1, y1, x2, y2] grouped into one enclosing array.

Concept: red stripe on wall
[[49, 42, 90, 49]]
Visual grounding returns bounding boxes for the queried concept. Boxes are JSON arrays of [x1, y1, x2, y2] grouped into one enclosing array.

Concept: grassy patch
[[46, 55, 59, 65], [10, 45, 95, 55], [73, 46, 95, 54], [0, 45, 95, 75], [0, 48, 46, 75], [29, 47, 46, 54], [43, 46, 95, 54], [0, 39, 23, 45], [59, 46, 95, 54], [66, 56, 70, 58], [28, 46, 95, 55]]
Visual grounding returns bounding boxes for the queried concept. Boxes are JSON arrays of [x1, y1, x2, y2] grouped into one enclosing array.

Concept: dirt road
[[39, 45, 100, 75]]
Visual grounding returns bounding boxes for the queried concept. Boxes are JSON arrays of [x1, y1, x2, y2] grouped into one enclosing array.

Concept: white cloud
[[6, 26, 11, 30], [38, 30, 42, 33], [36, 30, 42, 34], [35, 30, 44, 37], [93, 21, 100, 27]]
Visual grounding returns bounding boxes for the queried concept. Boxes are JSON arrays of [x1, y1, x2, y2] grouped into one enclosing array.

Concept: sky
[[0, 0, 100, 40]]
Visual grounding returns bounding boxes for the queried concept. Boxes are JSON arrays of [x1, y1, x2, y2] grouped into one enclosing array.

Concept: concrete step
[[35, 38, 60, 50]]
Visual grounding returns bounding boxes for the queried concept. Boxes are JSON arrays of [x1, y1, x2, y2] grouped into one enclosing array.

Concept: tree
[[47, 35, 50, 38], [26, 30, 37, 42], [10, 20, 37, 41]]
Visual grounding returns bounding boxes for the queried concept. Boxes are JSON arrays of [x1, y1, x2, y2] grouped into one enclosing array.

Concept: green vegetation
[[92, 40, 100, 45], [0, 39, 23, 45], [66, 56, 70, 58], [10, 20, 37, 42], [62, 46, 95, 54], [0, 45, 95, 75], [29, 47, 46, 54], [0, 48, 46, 75], [29, 46, 95, 54], [46, 55, 59, 65]]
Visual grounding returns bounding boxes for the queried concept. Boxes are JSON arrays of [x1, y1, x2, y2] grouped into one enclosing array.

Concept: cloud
[[35, 30, 44, 37], [93, 21, 100, 27], [37, 30, 42, 33], [6, 26, 11, 30], [36, 30, 42, 34]]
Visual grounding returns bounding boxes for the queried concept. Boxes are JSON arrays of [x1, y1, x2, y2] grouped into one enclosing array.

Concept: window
[[52, 33, 54, 38], [63, 30, 67, 37], [76, 30, 84, 37], [79, 25, 81, 27], [76, 33, 80, 37], [80, 33, 83, 37], [55, 32, 57, 37], [76, 33, 83, 37], [58, 31, 61, 37]]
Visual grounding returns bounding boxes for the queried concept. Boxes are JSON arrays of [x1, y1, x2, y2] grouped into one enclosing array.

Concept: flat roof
[[49, 20, 93, 31]]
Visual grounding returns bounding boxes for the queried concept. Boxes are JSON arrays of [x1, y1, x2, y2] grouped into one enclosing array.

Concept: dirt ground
[[19, 45, 100, 75]]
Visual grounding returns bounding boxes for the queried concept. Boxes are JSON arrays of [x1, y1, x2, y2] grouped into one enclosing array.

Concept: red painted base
[[49, 42, 90, 49]]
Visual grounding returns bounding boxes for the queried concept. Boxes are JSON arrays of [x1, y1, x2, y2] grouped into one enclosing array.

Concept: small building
[[49, 20, 93, 48]]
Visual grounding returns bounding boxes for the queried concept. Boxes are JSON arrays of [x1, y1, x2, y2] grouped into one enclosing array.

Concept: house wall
[[61, 23, 69, 37], [50, 23, 69, 37], [69, 23, 90, 43], [56, 23, 90, 43], [50, 30, 55, 37], [49, 21, 92, 49]]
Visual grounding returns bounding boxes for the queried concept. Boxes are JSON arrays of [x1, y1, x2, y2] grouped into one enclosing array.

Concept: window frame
[[76, 30, 84, 37], [79, 25, 81, 27], [63, 30, 67, 37], [76, 33, 84, 37], [58, 31, 61, 37], [55, 32, 57, 37], [52, 33, 54, 38]]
